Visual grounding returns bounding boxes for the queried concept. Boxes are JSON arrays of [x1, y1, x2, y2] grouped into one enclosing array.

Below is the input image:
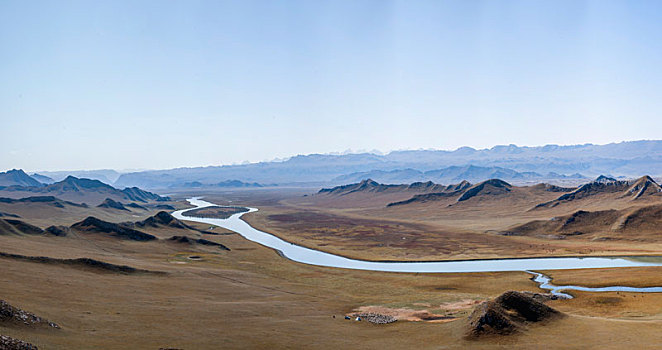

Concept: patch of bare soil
[[350, 305, 457, 323]]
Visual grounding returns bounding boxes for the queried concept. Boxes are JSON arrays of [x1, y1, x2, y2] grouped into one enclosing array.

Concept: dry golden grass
[[202, 188, 662, 262], [1, 190, 662, 348]]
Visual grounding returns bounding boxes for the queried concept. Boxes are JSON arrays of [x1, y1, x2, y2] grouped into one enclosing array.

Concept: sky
[[2, 0, 662, 172]]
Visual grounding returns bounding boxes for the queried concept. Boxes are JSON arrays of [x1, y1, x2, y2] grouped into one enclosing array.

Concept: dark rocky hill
[[466, 291, 562, 338], [97, 198, 129, 211], [0, 218, 44, 235], [71, 217, 156, 241], [457, 179, 513, 202], [535, 175, 662, 209], [133, 211, 190, 230]]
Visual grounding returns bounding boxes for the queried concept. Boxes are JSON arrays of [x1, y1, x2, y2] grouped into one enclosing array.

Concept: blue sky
[[2, 0, 662, 171]]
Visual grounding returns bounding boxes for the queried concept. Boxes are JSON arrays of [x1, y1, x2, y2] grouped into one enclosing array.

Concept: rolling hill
[[507, 203, 662, 240], [0, 218, 44, 235], [534, 176, 662, 209]]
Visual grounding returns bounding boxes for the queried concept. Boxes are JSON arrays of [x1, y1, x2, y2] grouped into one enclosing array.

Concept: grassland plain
[[1, 188, 661, 348]]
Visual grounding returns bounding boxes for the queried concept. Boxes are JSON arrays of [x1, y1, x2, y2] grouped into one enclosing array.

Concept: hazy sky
[[2, 0, 662, 172]]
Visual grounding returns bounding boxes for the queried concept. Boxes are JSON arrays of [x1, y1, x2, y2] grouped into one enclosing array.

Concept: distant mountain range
[[171, 180, 266, 189], [5, 140, 662, 189], [30, 173, 55, 184], [32, 169, 122, 184], [333, 166, 587, 185], [112, 140, 662, 188]]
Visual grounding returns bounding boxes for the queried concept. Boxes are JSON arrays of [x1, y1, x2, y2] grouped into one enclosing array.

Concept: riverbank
[[173, 198, 662, 274]]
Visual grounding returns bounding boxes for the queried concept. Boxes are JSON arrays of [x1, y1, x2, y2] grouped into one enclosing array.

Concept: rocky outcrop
[[350, 313, 397, 324], [624, 175, 662, 200], [45, 225, 70, 237], [71, 217, 156, 241], [534, 175, 661, 209], [0, 334, 39, 350], [0, 300, 59, 329], [466, 291, 562, 338], [134, 212, 190, 229]]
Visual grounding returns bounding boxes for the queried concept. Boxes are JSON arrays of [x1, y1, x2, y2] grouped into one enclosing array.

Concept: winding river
[[173, 197, 662, 297]]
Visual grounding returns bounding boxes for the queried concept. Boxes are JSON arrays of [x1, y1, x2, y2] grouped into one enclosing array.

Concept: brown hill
[[623, 175, 662, 200], [534, 175, 661, 209], [387, 181, 472, 206], [457, 179, 512, 202], [315, 179, 473, 209], [0, 218, 44, 236], [466, 291, 562, 338], [319, 179, 453, 195], [508, 203, 662, 240], [387, 180, 570, 208], [71, 217, 156, 241]]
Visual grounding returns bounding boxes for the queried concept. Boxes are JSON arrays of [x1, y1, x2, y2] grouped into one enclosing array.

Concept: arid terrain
[[240, 176, 662, 262], [2, 174, 662, 348], [5, 0, 662, 347]]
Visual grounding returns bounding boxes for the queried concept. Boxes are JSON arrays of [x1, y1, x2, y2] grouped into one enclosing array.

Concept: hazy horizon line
[[6, 138, 660, 174]]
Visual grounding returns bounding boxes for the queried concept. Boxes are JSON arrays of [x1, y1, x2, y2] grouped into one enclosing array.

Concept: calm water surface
[[172, 198, 662, 276]]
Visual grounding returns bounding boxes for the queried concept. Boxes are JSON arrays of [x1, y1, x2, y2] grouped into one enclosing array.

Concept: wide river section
[[172, 198, 662, 274]]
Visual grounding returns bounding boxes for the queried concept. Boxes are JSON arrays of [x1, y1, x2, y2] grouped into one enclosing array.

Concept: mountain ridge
[[0, 169, 42, 187], [113, 140, 662, 188], [0, 174, 170, 205]]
